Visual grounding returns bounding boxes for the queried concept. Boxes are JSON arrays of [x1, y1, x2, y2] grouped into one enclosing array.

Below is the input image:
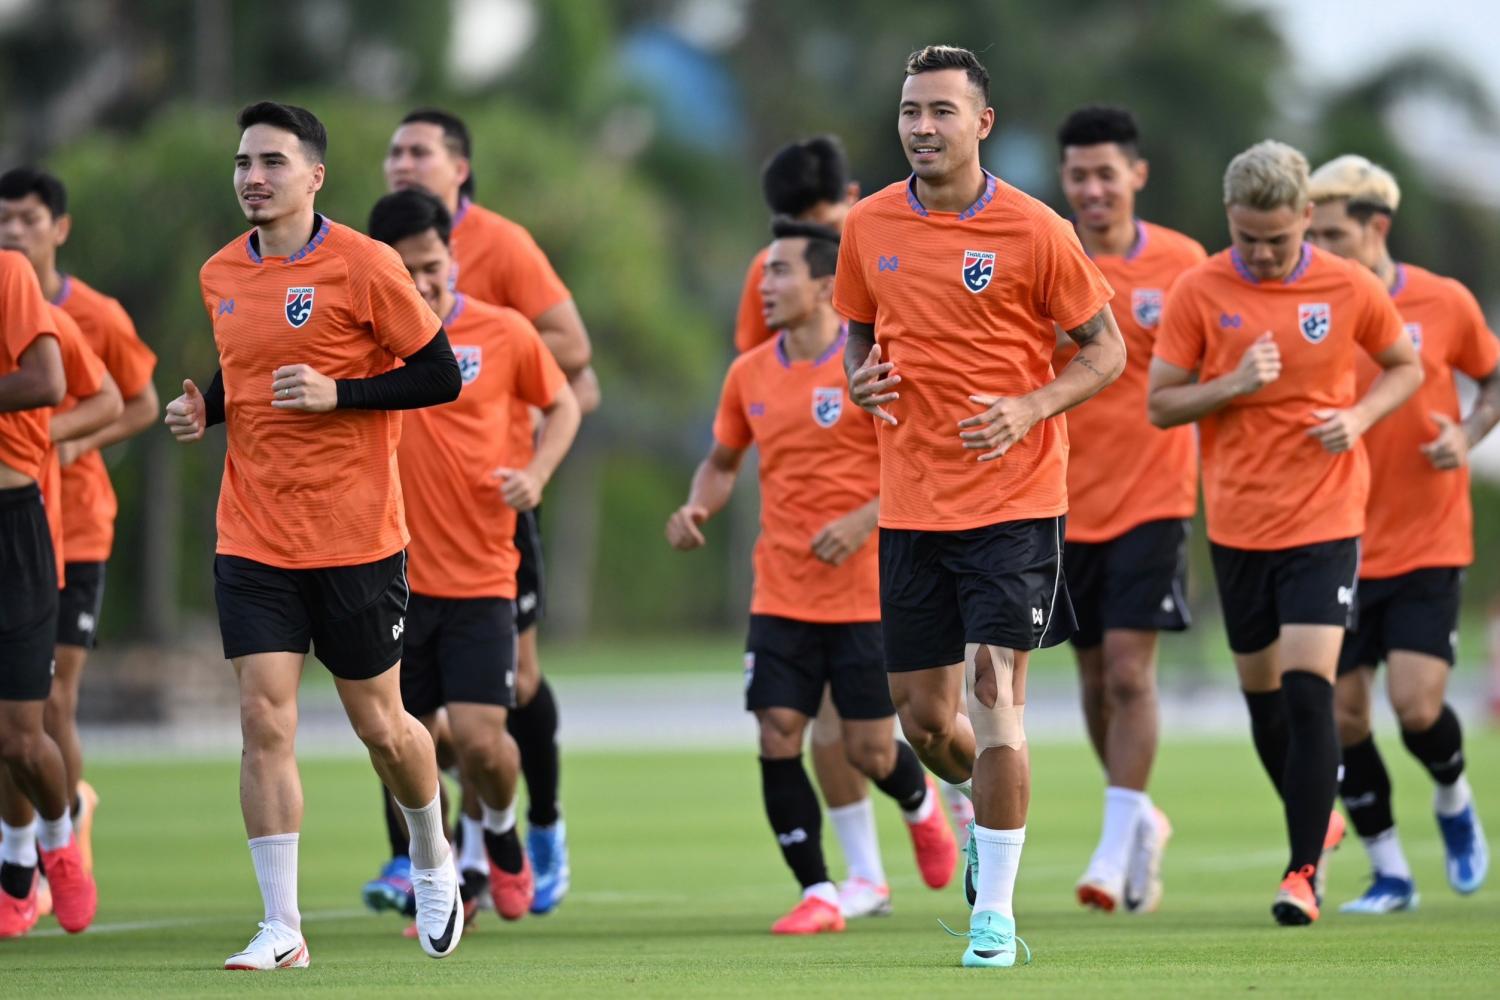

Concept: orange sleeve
[[733, 250, 772, 353], [1035, 212, 1114, 331], [832, 212, 876, 325], [57, 314, 106, 397], [1153, 277, 1206, 371], [711, 361, 753, 450], [359, 244, 441, 358], [1448, 283, 1500, 380], [510, 319, 567, 410], [496, 225, 572, 322], [2, 254, 55, 359], [1355, 276, 1404, 357], [96, 299, 157, 398]]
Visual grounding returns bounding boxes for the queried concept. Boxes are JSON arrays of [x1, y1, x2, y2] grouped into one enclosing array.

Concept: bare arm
[[497, 382, 583, 512], [56, 380, 159, 457], [665, 442, 746, 550], [1422, 364, 1500, 470], [568, 365, 601, 415], [0, 336, 65, 411], [1463, 365, 1500, 447], [810, 494, 879, 566], [1307, 335, 1423, 454], [844, 320, 900, 425], [532, 299, 592, 376], [51, 370, 123, 444], [1148, 332, 1281, 428]]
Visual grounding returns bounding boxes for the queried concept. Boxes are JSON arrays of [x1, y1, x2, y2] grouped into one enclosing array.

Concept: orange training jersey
[[1358, 264, 1499, 578], [42, 304, 106, 586], [1053, 221, 1205, 542], [1154, 244, 1404, 551], [713, 328, 881, 623], [54, 274, 157, 563], [833, 173, 1114, 531], [0, 250, 59, 482], [199, 216, 440, 569], [734, 246, 774, 353], [399, 295, 566, 599]]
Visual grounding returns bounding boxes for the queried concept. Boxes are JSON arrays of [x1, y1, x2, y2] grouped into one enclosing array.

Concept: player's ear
[[817, 274, 836, 303], [54, 213, 72, 248], [975, 105, 996, 141], [1370, 213, 1392, 241], [309, 162, 326, 195], [1131, 157, 1149, 191], [844, 181, 860, 205]]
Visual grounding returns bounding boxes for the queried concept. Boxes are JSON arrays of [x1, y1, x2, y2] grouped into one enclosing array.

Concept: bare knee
[[1334, 679, 1372, 746], [1103, 656, 1153, 707], [0, 726, 43, 763], [757, 710, 805, 758], [240, 693, 297, 753], [844, 736, 894, 777], [1393, 697, 1441, 734], [897, 703, 953, 754]]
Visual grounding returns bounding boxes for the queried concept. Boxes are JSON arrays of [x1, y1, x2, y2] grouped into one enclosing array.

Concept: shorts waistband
[[0, 482, 42, 509]]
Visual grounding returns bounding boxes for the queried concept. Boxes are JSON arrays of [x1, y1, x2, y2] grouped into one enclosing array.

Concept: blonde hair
[[1308, 154, 1401, 215], [1223, 140, 1310, 212]]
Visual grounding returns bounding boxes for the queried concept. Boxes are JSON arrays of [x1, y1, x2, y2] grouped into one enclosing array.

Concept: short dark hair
[[0, 166, 67, 217], [761, 136, 850, 218], [401, 107, 475, 198], [770, 217, 839, 279], [904, 45, 989, 105], [1057, 105, 1140, 160], [237, 101, 328, 164], [368, 188, 452, 248]]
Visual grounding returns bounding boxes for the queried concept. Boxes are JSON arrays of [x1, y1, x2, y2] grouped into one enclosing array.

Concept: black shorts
[[1338, 568, 1462, 675], [214, 551, 410, 680], [879, 516, 1075, 671], [400, 594, 518, 717], [1209, 537, 1360, 655], [0, 484, 58, 701], [745, 615, 893, 720], [514, 507, 545, 633], [1065, 518, 1192, 649], [57, 561, 106, 649]]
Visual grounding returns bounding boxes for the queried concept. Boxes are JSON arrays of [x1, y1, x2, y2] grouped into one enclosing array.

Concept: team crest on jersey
[[962, 250, 996, 293], [285, 287, 315, 328], [1132, 288, 1164, 328], [1298, 302, 1331, 343], [1404, 322, 1423, 351], [454, 345, 482, 385], [812, 387, 843, 428]]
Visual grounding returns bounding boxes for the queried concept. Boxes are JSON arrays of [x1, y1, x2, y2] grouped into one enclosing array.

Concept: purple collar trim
[[905, 171, 998, 221], [775, 325, 848, 369], [247, 214, 331, 265], [1125, 219, 1147, 261], [444, 293, 466, 326], [1389, 263, 1407, 298], [50, 273, 72, 307], [453, 197, 471, 227], [1230, 242, 1312, 286]]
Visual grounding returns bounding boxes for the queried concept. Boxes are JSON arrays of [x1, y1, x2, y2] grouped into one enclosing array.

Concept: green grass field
[[6, 734, 1499, 997]]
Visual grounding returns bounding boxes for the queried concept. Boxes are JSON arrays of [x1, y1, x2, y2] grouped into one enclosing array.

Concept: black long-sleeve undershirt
[[201, 328, 460, 427]]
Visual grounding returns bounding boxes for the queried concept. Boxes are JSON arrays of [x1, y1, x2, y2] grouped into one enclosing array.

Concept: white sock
[[901, 783, 936, 824], [458, 815, 486, 873], [827, 798, 885, 886], [0, 820, 37, 867], [972, 825, 1025, 919], [37, 811, 73, 852], [954, 778, 974, 801], [248, 833, 300, 931], [803, 880, 838, 906], [1434, 774, 1473, 818], [481, 800, 517, 836], [1362, 828, 1412, 880], [399, 790, 450, 870], [1088, 786, 1148, 883]]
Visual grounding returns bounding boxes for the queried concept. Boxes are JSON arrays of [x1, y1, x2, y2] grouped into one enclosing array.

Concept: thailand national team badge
[[454, 345, 482, 385], [285, 286, 315, 328], [962, 250, 996, 293], [812, 386, 843, 428], [1404, 322, 1423, 351], [1132, 288, 1164, 328], [1298, 302, 1331, 344]]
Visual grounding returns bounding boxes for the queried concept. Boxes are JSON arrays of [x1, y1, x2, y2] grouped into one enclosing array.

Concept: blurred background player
[[164, 101, 465, 969], [377, 107, 597, 916], [1307, 155, 1498, 912], [0, 249, 98, 939], [667, 219, 956, 934], [370, 188, 580, 930], [0, 166, 159, 876], [1052, 106, 1205, 914], [840, 46, 1123, 967], [1149, 140, 1422, 926]]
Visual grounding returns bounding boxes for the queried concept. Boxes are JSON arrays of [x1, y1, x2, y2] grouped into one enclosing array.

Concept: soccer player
[[1306, 155, 1498, 911], [1149, 140, 1422, 925], [1052, 106, 1205, 914], [369, 186, 580, 927], [839, 46, 1125, 967], [0, 166, 159, 873], [668, 218, 957, 935], [376, 108, 595, 914], [0, 249, 98, 939], [162, 102, 465, 969]]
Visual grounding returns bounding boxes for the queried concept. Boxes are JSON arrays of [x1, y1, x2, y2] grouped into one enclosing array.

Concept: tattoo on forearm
[[1066, 311, 1107, 347], [1074, 353, 1105, 378]]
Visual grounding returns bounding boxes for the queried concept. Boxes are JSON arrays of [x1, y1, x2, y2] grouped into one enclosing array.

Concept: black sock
[[0, 862, 34, 900], [1401, 703, 1466, 786], [382, 786, 408, 859], [873, 741, 928, 813], [1281, 671, 1340, 874], [484, 828, 524, 875], [70, 793, 82, 820], [509, 678, 561, 827], [1242, 688, 1289, 798], [760, 756, 829, 889], [1339, 735, 1395, 838]]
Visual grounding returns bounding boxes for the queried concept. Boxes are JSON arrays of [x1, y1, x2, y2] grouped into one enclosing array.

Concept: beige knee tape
[[966, 644, 1026, 750]]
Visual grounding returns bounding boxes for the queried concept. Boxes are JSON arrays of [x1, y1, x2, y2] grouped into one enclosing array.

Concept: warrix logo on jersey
[[1132, 288, 1164, 328], [285, 286, 315, 328], [454, 345, 482, 385], [962, 250, 995, 293], [812, 387, 842, 428], [1298, 303, 1331, 344]]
